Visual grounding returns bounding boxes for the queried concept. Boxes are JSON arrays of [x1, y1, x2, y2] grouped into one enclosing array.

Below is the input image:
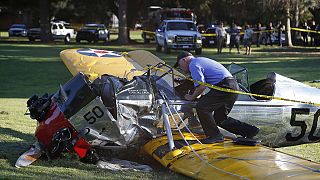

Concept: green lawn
[[0, 37, 320, 179]]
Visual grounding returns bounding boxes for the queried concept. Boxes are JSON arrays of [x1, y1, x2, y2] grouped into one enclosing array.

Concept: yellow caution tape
[[201, 29, 278, 37], [142, 30, 156, 34], [291, 27, 320, 34], [201, 33, 217, 37], [144, 66, 320, 107]]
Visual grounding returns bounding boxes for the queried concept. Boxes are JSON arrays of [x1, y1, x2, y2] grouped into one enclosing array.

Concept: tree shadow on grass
[[255, 46, 320, 54], [0, 127, 36, 164]]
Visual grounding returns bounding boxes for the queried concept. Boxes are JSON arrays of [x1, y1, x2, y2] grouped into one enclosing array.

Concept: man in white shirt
[[215, 22, 227, 54]]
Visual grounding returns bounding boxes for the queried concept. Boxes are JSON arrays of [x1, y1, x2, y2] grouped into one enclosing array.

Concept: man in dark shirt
[[301, 22, 309, 46], [310, 21, 316, 46], [266, 22, 273, 46], [256, 23, 262, 47], [228, 23, 240, 54]]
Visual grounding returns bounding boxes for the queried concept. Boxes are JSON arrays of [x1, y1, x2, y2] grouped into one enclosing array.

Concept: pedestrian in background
[[228, 23, 240, 54], [215, 22, 227, 54], [243, 25, 254, 55], [309, 20, 316, 46], [301, 22, 310, 46], [277, 21, 284, 47], [266, 22, 273, 46], [256, 23, 262, 47]]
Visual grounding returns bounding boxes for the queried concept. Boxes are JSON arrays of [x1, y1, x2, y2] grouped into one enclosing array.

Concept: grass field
[[0, 33, 320, 179]]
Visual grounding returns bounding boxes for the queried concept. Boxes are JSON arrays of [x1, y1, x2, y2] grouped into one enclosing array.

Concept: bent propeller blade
[[15, 142, 43, 168]]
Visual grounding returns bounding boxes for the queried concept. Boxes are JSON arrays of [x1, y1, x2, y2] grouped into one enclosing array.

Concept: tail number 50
[[286, 108, 320, 141], [83, 106, 104, 124]]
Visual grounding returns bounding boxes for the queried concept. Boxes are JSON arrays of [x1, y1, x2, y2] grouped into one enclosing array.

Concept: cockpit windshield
[[227, 63, 249, 91]]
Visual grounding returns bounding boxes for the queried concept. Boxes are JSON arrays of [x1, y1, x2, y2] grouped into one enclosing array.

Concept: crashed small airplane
[[16, 49, 320, 179]]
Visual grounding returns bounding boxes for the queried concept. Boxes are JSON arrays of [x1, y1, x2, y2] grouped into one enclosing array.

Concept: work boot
[[245, 126, 260, 139], [200, 133, 224, 144]]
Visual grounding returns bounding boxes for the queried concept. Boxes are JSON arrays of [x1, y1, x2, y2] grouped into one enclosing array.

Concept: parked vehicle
[[8, 24, 28, 37], [27, 28, 40, 41], [142, 7, 196, 43], [155, 19, 202, 54], [28, 21, 76, 43], [201, 25, 231, 47], [76, 24, 109, 43]]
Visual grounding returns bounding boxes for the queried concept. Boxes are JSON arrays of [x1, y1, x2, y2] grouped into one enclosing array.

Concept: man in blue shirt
[[174, 51, 259, 143]]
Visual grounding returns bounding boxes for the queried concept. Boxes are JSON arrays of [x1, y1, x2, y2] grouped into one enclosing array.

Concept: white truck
[[155, 19, 202, 54], [28, 21, 76, 43]]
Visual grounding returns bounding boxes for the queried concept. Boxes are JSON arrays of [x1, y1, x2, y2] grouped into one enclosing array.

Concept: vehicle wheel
[[64, 34, 71, 44], [163, 42, 170, 54], [143, 32, 150, 44], [195, 48, 202, 55], [28, 37, 35, 41], [105, 34, 110, 42], [156, 39, 162, 52], [144, 37, 150, 44]]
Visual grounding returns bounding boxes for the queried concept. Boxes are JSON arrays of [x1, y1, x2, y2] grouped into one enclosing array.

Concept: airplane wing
[[60, 48, 185, 81], [60, 48, 145, 80], [143, 133, 320, 179]]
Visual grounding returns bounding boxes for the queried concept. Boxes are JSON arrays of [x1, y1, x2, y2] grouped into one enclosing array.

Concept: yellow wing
[[143, 133, 320, 179], [60, 48, 145, 80], [60, 49, 185, 81]]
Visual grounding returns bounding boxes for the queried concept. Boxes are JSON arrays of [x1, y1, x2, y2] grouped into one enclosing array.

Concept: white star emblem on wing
[[78, 49, 121, 57]]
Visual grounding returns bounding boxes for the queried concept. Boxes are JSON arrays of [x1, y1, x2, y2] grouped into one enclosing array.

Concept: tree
[[39, 0, 52, 42], [285, 1, 293, 47], [117, 0, 129, 44]]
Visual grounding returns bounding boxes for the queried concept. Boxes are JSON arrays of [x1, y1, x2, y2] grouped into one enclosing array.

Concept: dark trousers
[[196, 78, 256, 137]]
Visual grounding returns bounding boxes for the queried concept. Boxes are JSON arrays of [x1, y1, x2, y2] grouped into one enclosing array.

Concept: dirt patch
[[0, 111, 9, 115]]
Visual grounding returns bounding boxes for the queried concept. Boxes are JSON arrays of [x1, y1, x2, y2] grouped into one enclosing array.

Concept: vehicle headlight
[[167, 36, 175, 43]]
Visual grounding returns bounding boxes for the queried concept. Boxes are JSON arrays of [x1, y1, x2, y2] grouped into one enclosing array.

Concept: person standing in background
[[266, 22, 273, 46], [277, 21, 284, 47], [243, 25, 254, 55], [301, 22, 310, 46], [256, 23, 262, 47], [215, 22, 227, 54], [309, 20, 316, 46], [228, 23, 240, 54]]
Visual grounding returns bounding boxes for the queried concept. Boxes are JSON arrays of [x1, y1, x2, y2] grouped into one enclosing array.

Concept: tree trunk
[[117, 0, 129, 44], [286, 6, 293, 47], [39, 0, 52, 42], [294, 1, 299, 27]]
